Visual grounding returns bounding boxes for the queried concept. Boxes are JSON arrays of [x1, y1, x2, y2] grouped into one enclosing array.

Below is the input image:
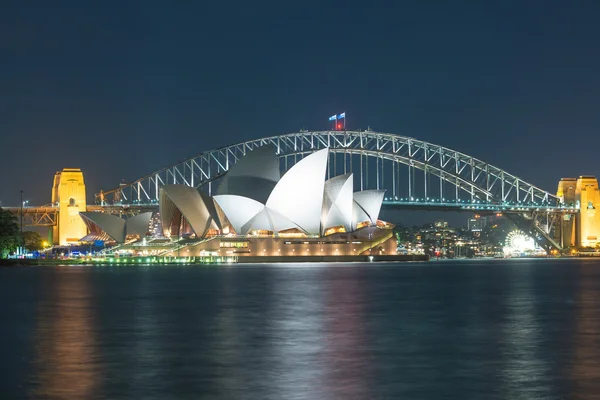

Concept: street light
[[20, 190, 23, 253], [19, 194, 29, 255]]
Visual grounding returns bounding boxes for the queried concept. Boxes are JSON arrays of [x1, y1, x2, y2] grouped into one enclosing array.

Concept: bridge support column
[[557, 176, 600, 249], [575, 176, 600, 248], [557, 178, 577, 249], [51, 168, 87, 245]]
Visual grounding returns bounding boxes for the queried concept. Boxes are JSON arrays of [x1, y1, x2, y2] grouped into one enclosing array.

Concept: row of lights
[[383, 197, 574, 208], [261, 248, 353, 253], [93, 256, 235, 264], [385, 197, 556, 204], [112, 196, 569, 207]]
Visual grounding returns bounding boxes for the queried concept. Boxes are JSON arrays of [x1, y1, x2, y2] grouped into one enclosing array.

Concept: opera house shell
[[79, 145, 396, 257], [79, 212, 154, 243], [157, 145, 396, 257]]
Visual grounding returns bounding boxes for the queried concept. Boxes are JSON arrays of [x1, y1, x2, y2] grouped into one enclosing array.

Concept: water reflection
[[266, 267, 327, 399], [323, 267, 371, 400], [10, 261, 600, 399], [212, 267, 245, 397], [572, 264, 600, 397], [208, 265, 373, 399], [30, 267, 99, 399], [211, 266, 332, 399], [128, 269, 164, 397], [500, 266, 552, 399]]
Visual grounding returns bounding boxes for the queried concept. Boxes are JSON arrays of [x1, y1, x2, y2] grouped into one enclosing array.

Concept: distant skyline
[[2, 1, 600, 207]]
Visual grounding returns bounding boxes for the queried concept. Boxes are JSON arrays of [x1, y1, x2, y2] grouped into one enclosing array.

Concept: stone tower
[[51, 168, 87, 245]]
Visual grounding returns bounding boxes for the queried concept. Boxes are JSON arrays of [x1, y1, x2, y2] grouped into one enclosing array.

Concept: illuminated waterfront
[[2, 259, 600, 399]]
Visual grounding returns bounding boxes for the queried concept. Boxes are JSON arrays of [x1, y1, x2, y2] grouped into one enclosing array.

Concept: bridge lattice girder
[[3, 207, 58, 226], [97, 131, 559, 206]]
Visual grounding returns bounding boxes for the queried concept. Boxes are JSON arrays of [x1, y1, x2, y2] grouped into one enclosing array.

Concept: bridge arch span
[[97, 130, 559, 207]]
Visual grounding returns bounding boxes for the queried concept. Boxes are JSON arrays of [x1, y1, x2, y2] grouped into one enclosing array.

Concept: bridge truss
[[96, 130, 574, 251], [3, 206, 58, 227], [98, 130, 561, 205]]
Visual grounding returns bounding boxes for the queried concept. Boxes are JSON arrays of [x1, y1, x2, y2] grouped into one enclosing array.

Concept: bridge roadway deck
[[2, 201, 578, 227], [3, 206, 59, 226], [381, 201, 578, 214], [4, 201, 578, 216]]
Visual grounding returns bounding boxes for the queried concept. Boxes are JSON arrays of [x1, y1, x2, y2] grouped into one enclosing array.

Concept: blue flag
[[338, 112, 345, 119], [328, 115, 337, 121]]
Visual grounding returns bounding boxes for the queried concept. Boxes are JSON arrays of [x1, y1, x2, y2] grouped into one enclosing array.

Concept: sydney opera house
[[79, 146, 397, 259]]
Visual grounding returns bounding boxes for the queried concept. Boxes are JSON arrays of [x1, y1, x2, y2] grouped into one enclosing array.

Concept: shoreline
[[5, 254, 600, 267], [0, 254, 428, 267]]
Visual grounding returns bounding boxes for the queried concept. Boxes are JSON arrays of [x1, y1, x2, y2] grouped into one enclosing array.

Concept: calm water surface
[[2, 259, 600, 400]]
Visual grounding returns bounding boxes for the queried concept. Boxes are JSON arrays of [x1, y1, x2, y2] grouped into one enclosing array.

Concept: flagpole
[[344, 111, 346, 130]]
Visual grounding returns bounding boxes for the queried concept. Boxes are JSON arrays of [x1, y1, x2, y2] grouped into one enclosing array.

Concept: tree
[[0, 208, 20, 259], [23, 231, 43, 251]]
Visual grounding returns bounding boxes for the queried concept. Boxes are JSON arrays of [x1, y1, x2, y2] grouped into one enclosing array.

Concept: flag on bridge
[[338, 112, 346, 130], [329, 113, 346, 130]]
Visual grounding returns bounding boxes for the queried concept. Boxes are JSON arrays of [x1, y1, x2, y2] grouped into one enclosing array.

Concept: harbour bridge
[[7, 130, 583, 251]]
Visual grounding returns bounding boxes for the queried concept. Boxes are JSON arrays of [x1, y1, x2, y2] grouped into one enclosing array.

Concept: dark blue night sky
[[2, 1, 599, 207]]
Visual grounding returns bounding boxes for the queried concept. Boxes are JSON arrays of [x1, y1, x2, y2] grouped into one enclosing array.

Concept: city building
[[468, 216, 487, 232]]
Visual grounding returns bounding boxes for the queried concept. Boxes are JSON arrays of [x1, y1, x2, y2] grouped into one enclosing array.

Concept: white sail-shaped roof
[[80, 212, 153, 242], [159, 185, 221, 238], [213, 195, 265, 235], [353, 190, 385, 226], [242, 207, 299, 234], [352, 202, 371, 230], [214, 195, 300, 235], [125, 212, 153, 238], [322, 173, 353, 234], [217, 144, 280, 204], [266, 148, 329, 235], [79, 212, 126, 243]]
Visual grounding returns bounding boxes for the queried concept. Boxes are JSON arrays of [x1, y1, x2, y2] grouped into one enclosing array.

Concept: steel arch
[[96, 130, 559, 206]]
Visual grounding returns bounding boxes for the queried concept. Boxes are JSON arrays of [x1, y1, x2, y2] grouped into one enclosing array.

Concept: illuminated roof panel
[[242, 207, 300, 234], [79, 212, 126, 243], [125, 212, 153, 238], [322, 173, 353, 233], [159, 185, 221, 238], [352, 202, 371, 230], [213, 195, 264, 235], [218, 144, 280, 203], [353, 190, 385, 226], [266, 148, 328, 235]]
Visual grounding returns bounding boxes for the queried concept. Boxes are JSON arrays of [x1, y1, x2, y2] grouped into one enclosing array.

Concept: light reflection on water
[[572, 265, 600, 398], [30, 268, 99, 399], [1, 260, 600, 399], [323, 267, 371, 400], [500, 265, 552, 399]]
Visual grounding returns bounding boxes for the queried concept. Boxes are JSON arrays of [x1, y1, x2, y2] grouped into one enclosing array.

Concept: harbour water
[[1, 259, 600, 399]]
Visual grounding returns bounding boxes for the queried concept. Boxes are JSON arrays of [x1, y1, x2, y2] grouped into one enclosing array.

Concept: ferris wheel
[[504, 230, 537, 254]]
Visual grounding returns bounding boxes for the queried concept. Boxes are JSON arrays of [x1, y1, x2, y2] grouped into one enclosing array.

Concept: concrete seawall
[[235, 255, 429, 263]]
